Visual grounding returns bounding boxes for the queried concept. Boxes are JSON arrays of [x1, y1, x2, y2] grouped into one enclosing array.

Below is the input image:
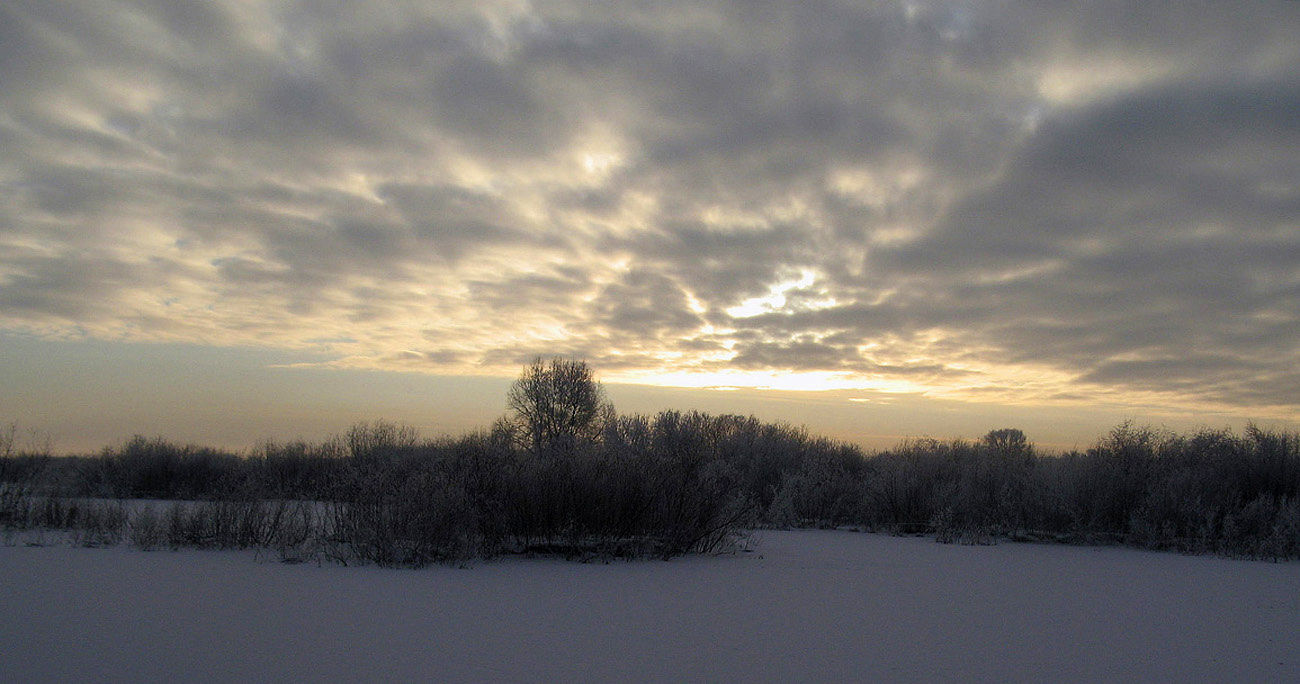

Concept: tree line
[[3, 358, 1298, 565]]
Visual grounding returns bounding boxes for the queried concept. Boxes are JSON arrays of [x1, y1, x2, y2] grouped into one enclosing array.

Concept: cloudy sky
[[3, 0, 1298, 452]]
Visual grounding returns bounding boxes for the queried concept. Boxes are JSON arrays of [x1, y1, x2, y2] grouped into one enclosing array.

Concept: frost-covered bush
[[9, 409, 1299, 563]]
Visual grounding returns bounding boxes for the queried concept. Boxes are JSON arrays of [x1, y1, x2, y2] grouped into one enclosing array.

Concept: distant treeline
[[3, 416, 1298, 564]]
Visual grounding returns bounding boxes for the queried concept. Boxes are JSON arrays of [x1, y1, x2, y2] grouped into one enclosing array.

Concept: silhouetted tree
[[506, 357, 613, 456], [982, 428, 1029, 455]]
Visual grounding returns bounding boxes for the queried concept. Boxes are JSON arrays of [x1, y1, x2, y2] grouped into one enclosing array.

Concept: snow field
[[2, 529, 1297, 683]]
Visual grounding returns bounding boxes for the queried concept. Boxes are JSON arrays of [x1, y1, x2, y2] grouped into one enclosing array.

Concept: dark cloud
[[730, 339, 853, 372], [604, 221, 812, 312], [465, 270, 593, 313], [854, 68, 1300, 407], [0, 256, 136, 320], [376, 183, 532, 257], [591, 269, 702, 337], [1, 0, 1297, 419], [0, 249, 199, 326]]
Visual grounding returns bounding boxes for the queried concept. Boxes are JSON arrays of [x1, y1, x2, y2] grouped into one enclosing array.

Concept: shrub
[[129, 504, 164, 551], [13, 411, 1299, 564]]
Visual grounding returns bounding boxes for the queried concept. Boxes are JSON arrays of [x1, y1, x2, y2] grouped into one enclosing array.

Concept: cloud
[[591, 269, 702, 336], [1, 0, 1297, 419], [859, 71, 1300, 407]]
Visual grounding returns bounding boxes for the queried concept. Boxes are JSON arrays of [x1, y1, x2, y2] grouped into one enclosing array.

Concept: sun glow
[[726, 269, 837, 318], [606, 367, 926, 394]]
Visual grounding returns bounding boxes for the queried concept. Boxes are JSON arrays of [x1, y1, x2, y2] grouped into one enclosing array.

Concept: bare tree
[[981, 428, 1030, 456], [507, 357, 613, 455], [344, 420, 420, 461]]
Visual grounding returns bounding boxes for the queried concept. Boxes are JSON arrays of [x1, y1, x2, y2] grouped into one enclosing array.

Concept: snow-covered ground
[[3, 530, 1297, 683]]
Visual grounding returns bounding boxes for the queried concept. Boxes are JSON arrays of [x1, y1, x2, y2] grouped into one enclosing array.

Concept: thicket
[[4, 408, 1299, 565], [858, 423, 1300, 559], [1, 414, 768, 565]]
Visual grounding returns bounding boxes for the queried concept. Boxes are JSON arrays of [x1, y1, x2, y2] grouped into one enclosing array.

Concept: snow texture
[[3, 530, 1298, 683]]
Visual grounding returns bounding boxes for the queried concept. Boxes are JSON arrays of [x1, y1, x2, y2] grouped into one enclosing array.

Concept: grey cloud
[[675, 336, 728, 353], [889, 77, 1300, 274], [376, 183, 531, 257], [504, 3, 964, 219], [0, 251, 193, 324], [428, 53, 568, 156], [1079, 355, 1266, 389], [2, 0, 1298, 417], [606, 221, 811, 311], [268, 218, 409, 278], [1017, 2, 1300, 75], [849, 71, 1300, 406], [466, 270, 592, 313], [221, 73, 380, 148], [201, 180, 535, 309], [1077, 356, 1300, 410], [212, 256, 288, 289], [19, 164, 130, 219], [591, 270, 702, 337], [728, 337, 972, 382], [0, 3, 139, 106], [730, 339, 851, 372], [0, 257, 130, 320], [0, 5, 62, 100]]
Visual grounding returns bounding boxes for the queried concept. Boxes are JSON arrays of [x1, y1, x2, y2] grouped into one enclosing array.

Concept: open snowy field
[[3, 530, 1298, 683]]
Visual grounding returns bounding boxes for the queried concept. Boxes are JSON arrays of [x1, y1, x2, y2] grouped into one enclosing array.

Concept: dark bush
[[8, 410, 1299, 564]]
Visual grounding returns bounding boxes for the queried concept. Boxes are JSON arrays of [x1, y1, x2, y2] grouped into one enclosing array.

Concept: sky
[[2, 0, 1298, 453]]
